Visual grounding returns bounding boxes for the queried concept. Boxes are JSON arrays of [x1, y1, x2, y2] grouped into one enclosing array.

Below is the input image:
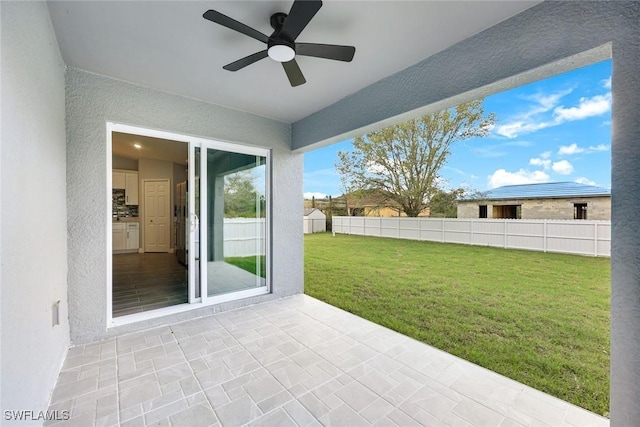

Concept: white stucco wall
[[66, 68, 302, 344], [1, 1, 70, 421], [291, 2, 640, 424]]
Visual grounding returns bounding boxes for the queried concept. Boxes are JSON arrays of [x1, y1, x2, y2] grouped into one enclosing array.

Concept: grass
[[304, 233, 610, 416], [225, 256, 266, 277]]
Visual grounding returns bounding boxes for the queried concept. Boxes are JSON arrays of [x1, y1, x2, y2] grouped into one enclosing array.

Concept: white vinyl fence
[[332, 216, 611, 257], [223, 218, 265, 257]]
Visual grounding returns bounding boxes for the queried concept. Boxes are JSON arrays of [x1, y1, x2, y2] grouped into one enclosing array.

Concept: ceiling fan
[[203, 0, 356, 87]]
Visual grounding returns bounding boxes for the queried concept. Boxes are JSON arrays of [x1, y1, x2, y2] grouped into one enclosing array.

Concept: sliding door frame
[[198, 141, 271, 305], [106, 122, 271, 328]]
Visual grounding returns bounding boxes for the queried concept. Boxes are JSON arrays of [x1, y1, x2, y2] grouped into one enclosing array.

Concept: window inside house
[[479, 205, 488, 218], [493, 204, 521, 219], [574, 203, 588, 220]]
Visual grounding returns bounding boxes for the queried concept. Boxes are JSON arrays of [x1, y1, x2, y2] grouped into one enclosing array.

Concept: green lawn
[[304, 233, 610, 416], [225, 256, 266, 277]]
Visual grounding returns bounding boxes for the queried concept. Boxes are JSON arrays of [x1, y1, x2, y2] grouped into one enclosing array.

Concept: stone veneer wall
[[457, 196, 611, 220]]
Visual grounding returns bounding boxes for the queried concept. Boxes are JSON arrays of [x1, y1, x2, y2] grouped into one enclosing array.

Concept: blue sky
[[303, 60, 611, 199]]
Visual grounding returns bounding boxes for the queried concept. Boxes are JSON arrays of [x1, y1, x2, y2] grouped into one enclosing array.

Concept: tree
[[336, 100, 496, 217], [429, 187, 466, 218], [224, 171, 265, 218]]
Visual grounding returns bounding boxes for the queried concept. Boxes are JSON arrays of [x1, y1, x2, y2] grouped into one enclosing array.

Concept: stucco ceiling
[[47, 1, 540, 123]]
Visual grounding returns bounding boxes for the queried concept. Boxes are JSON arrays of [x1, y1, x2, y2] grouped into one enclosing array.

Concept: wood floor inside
[[112, 252, 188, 317]]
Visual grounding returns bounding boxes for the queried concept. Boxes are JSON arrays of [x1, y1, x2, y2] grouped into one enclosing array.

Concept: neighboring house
[[457, 182, 611, 220], [344, 190, 430, 217], [3, 1, 640, 423], [303, 208, 326, 234]]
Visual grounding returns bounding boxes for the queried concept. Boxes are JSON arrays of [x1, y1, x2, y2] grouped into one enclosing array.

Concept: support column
[[611, 34, 640, 425]]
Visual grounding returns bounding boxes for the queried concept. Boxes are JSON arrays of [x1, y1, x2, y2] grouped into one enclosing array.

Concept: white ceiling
[[112, 132, 188, 165], [47, 1, 540, 123]]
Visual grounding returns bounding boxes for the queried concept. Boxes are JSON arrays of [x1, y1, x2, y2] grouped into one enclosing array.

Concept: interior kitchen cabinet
[[113, 222, 139, 252], [126, 223, 139, 250], [112, 223, 126, 251], [112, 169, 138, 205], [124, 172, 138, 205], [112, 171, 126, 190]]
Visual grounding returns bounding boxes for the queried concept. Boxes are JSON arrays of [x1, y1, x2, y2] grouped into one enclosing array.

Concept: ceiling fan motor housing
[[268, 13, 295, 53]]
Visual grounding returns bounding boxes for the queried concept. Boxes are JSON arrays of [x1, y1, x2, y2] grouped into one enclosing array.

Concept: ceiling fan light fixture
[[268, 44, 295, 62]]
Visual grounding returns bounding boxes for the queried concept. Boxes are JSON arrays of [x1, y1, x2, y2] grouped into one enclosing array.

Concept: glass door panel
[[199, 146, 268, 300]]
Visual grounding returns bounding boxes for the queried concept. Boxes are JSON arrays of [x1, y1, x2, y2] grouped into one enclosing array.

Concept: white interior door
[[144, 179, 171, 252]]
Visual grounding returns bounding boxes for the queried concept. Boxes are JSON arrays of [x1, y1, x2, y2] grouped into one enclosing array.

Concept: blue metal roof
[[463, 182, 611, 201]]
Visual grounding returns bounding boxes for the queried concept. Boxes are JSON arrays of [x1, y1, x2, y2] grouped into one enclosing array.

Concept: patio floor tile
[[48, 295, 609, 426]]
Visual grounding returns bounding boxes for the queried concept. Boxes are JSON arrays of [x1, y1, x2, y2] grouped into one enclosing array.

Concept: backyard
[[304, 232, 610, 416]]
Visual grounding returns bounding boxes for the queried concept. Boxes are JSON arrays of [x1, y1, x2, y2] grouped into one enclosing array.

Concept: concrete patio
[[46, 295, 608, 427]]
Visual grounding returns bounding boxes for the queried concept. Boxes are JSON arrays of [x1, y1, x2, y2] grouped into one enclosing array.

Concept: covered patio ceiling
[[46, 1, 540, 123]]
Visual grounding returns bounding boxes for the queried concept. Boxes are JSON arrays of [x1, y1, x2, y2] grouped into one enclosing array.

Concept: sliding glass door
[[192, 142, 269, 303]]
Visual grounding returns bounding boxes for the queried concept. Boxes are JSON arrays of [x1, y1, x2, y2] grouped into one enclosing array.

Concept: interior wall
[[112, 154, 138, 171], [66, 68, 300, 344], [0, 1, 70, 418]]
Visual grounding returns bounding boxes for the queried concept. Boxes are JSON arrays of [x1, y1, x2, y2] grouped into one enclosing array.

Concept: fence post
[[543, 220, 547, 253], [442, 218, 445, 243], [594, 222, 598, 257], [470, 219, 474, 246], [504, 219, 508, 249]]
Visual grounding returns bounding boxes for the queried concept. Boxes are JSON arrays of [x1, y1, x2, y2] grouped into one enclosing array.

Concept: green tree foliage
[[429, 188, 466, 218], [224, 171, 265, 218], [336, 100, 496, 217]]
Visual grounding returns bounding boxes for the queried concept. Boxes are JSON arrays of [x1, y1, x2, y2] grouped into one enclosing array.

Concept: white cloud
[[540, 151, 551, 159], [303, 192, 328, 200], [602, 76, 611, 89], [575, 177, 597, 186], [472, 140, 533, 157], [554, 93, 611, 121], [558, 143, 585, 155], [495, 90, 611, 139], [552, 160, 574, 175], [588, 144, 609, 152], [494, 89, 571, 138], [558, 143, 610, 156], [522, 89, 573, 117], [495, 121, 549, 139], [488, 169, 550, 189], [529, 157, 551, 169]]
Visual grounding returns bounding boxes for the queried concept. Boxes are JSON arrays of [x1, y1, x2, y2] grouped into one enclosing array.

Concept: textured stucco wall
[[458, 197, 611, 220], [610, 19, 640, 426], [289, 2, 639, 423], [1, 1, 70, 419], [66, 68, 301, 344]]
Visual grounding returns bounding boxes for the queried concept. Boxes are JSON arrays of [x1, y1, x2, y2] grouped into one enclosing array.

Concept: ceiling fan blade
[[223, 50, 268, 71], [280, 0, 322, 41], [203, 10, 269, 44], [282, 59, 306, 87], [296, 43, 355, 62]]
